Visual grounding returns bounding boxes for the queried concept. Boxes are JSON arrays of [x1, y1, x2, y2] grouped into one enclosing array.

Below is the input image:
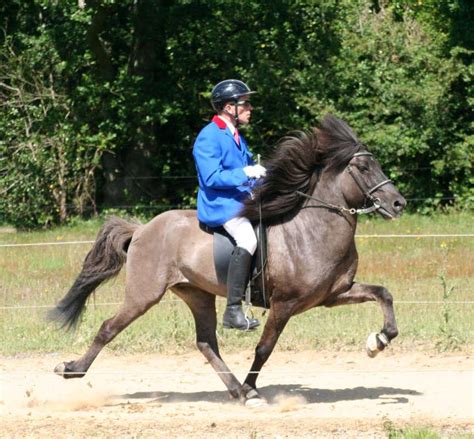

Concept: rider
[[193, 79, 266, 331]]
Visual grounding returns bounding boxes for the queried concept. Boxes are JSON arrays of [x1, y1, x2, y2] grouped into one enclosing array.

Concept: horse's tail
[[47, 216, 141, 330]]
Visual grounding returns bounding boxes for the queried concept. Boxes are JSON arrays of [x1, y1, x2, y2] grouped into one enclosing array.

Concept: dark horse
[[49, 115, 406, 406]]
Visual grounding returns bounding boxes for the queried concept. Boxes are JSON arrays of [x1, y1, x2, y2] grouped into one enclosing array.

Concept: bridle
[[296, 151, 393, 216], [346, 151, 393, 211]]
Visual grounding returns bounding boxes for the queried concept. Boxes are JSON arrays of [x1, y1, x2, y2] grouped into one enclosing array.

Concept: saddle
[[199, 221, 269, 309]]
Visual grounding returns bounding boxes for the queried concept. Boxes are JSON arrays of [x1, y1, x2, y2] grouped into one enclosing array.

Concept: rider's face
[[225, 95, 253, 125]]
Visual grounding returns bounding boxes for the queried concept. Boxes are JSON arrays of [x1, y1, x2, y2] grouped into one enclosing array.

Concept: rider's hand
[[243, 164, 267, 179]]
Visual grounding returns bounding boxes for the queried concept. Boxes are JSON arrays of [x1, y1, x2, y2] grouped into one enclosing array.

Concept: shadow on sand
[[118, 384, 421, 405]]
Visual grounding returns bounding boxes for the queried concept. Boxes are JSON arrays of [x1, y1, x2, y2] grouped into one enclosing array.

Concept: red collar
[[212, 115, 228, 130]]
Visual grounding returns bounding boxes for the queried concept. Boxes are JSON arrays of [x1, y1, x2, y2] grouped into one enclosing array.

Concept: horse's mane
[[241, 114, 363, 224]]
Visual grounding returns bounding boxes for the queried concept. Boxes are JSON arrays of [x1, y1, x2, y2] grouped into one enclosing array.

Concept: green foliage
[[1, 0, 472, 228], [326, 1, 473, 209], [383, 419, 442, 439], [436, 273, 462, 351], [0, 6, 112, 228]]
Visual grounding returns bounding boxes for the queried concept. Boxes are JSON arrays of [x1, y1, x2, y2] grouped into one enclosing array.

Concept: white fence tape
[[1, 234, 473, 248], [1, 234, 471, 310], [1, 300, 473, 310], [355, 234, 474, 238], [3, 369, 467, 376], [0, 240, 95, 248]]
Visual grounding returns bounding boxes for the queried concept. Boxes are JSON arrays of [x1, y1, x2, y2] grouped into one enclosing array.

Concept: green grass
[[383, 419, 473, 438], [1, 212, 473, 355]]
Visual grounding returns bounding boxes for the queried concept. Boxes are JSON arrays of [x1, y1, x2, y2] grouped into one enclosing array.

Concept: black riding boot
[[223, 247, 260, 330]]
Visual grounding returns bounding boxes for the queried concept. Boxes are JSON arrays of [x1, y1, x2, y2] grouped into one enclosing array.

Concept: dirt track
[[1, 350, 473, 438]]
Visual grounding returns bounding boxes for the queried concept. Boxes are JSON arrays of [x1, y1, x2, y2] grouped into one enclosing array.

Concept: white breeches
[[223, 217, 257, 255]]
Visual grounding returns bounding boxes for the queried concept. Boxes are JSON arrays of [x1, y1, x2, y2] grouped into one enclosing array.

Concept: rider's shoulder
[[197, 120, 226, 140]]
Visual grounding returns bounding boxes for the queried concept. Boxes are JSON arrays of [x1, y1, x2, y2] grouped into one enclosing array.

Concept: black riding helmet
[[211, 79, 256, 111]]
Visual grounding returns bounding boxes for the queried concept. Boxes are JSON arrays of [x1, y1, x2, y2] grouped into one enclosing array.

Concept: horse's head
[[340, 149, 406, 219]]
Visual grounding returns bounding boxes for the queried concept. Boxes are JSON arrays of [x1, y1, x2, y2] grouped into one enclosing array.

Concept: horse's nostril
[[393, 198, 406, 211]]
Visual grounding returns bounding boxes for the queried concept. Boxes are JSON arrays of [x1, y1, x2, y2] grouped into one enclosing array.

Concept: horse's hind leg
[[172, 286, 242, 400], [324, 282, 398, 357], [242, 301, 293, 405], [55, 284, 166, 379]]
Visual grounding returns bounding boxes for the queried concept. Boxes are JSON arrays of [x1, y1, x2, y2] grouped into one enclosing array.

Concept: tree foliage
[[0, 0, 472, 228]]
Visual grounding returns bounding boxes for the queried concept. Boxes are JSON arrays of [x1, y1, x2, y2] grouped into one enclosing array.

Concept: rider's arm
[[193, 132, 249, 189]]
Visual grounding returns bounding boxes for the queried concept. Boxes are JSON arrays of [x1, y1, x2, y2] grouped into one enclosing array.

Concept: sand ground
[[1, 349, 473, 438]]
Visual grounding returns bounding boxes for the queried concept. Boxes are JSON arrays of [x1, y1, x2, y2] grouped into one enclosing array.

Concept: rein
[[296, 151, 393, 216]]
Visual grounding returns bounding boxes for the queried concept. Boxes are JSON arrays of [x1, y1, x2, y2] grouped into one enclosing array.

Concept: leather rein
[[296, 151, 393, 216]]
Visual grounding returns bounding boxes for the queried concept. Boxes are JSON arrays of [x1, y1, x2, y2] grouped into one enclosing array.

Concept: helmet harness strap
[[233, 100, 239, 127], [222, 100, 240, 127]]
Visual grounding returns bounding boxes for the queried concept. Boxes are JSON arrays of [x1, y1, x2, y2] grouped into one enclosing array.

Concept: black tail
[[47, 216, 141, 330]]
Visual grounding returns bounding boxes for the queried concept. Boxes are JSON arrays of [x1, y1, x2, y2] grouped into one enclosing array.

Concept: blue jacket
[[193, 116, 254, 227]]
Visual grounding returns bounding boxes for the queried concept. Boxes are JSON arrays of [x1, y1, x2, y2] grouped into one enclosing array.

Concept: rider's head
[[211, 79, 256, 126]]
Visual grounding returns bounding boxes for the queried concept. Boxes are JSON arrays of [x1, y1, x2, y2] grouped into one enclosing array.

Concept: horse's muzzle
[[379, 195, 407, 219]]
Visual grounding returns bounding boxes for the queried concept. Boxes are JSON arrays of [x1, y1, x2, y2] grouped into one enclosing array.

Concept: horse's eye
[[358, 165, 369, 173]]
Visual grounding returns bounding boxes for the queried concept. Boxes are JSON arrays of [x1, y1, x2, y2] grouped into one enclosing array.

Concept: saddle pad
[[213, 230, 236, 285], [199, 221, 269, 309]]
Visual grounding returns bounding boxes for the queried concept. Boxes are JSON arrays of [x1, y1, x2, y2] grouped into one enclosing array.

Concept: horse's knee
[[197, 341, 210, 353]]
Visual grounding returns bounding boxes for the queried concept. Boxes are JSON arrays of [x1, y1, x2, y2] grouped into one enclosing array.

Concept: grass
[[1, 211, 473, 356], [382, 419, 474, 438]]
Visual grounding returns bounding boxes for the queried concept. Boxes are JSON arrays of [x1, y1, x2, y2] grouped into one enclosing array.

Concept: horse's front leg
[[242, 301, 292, 406], [324, 282, 398, 357]]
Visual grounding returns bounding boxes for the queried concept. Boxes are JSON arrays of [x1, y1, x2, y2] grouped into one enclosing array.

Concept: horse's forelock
[[316, 115, 362, 171], [318, 114, 359, 145]]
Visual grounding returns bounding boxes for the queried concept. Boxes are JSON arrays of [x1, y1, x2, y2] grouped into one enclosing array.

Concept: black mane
[[241, 114, 363, 224]]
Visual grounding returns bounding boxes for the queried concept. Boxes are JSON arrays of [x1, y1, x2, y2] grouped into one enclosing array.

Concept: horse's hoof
[[245, 397, 268, 408], [242, 387, 267, 408], [54, 362, 85, 379], [366, 332, 381, 358], [54, 362, 67, 376], [366, 332, 389, 358]]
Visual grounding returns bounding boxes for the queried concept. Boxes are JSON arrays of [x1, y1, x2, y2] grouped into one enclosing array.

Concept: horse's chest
[[268, 236, 356, 297]]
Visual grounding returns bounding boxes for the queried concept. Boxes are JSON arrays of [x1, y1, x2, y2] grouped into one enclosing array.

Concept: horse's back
[[131, 209, 201, 249], [126, 209, 216, 289]]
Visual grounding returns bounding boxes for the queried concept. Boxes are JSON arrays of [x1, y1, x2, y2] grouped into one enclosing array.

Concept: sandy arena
[[1, 350, 472, 438]]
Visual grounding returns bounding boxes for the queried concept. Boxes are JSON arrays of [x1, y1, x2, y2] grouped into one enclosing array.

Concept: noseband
[[296, 151, 393, 216], [347, 151, 393, 211]]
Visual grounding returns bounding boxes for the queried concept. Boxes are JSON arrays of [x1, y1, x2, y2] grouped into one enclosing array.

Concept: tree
[[0, 7, 110, 227], [1, 0, 472, 228]]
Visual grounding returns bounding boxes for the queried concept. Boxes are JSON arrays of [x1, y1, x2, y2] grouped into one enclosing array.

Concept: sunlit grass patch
[[382, 418, 473, 439], [1, 212, 473, 355]]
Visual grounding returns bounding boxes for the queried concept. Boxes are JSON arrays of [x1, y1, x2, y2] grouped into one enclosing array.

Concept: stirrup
[[243, 303, 255, 330], [222, 317, 259, 331], [223, 305, 259, 331]]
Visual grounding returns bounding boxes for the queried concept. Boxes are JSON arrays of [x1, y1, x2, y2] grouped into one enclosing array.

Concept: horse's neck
[[305, 170, 356, 230], [274, 171, 357, 254]]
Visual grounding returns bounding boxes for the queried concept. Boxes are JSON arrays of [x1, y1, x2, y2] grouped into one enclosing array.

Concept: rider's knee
[[240, 234, 257, 255]]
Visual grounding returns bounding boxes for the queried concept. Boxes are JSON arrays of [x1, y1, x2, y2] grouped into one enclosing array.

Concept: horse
[[48, 114, 406, 406]]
